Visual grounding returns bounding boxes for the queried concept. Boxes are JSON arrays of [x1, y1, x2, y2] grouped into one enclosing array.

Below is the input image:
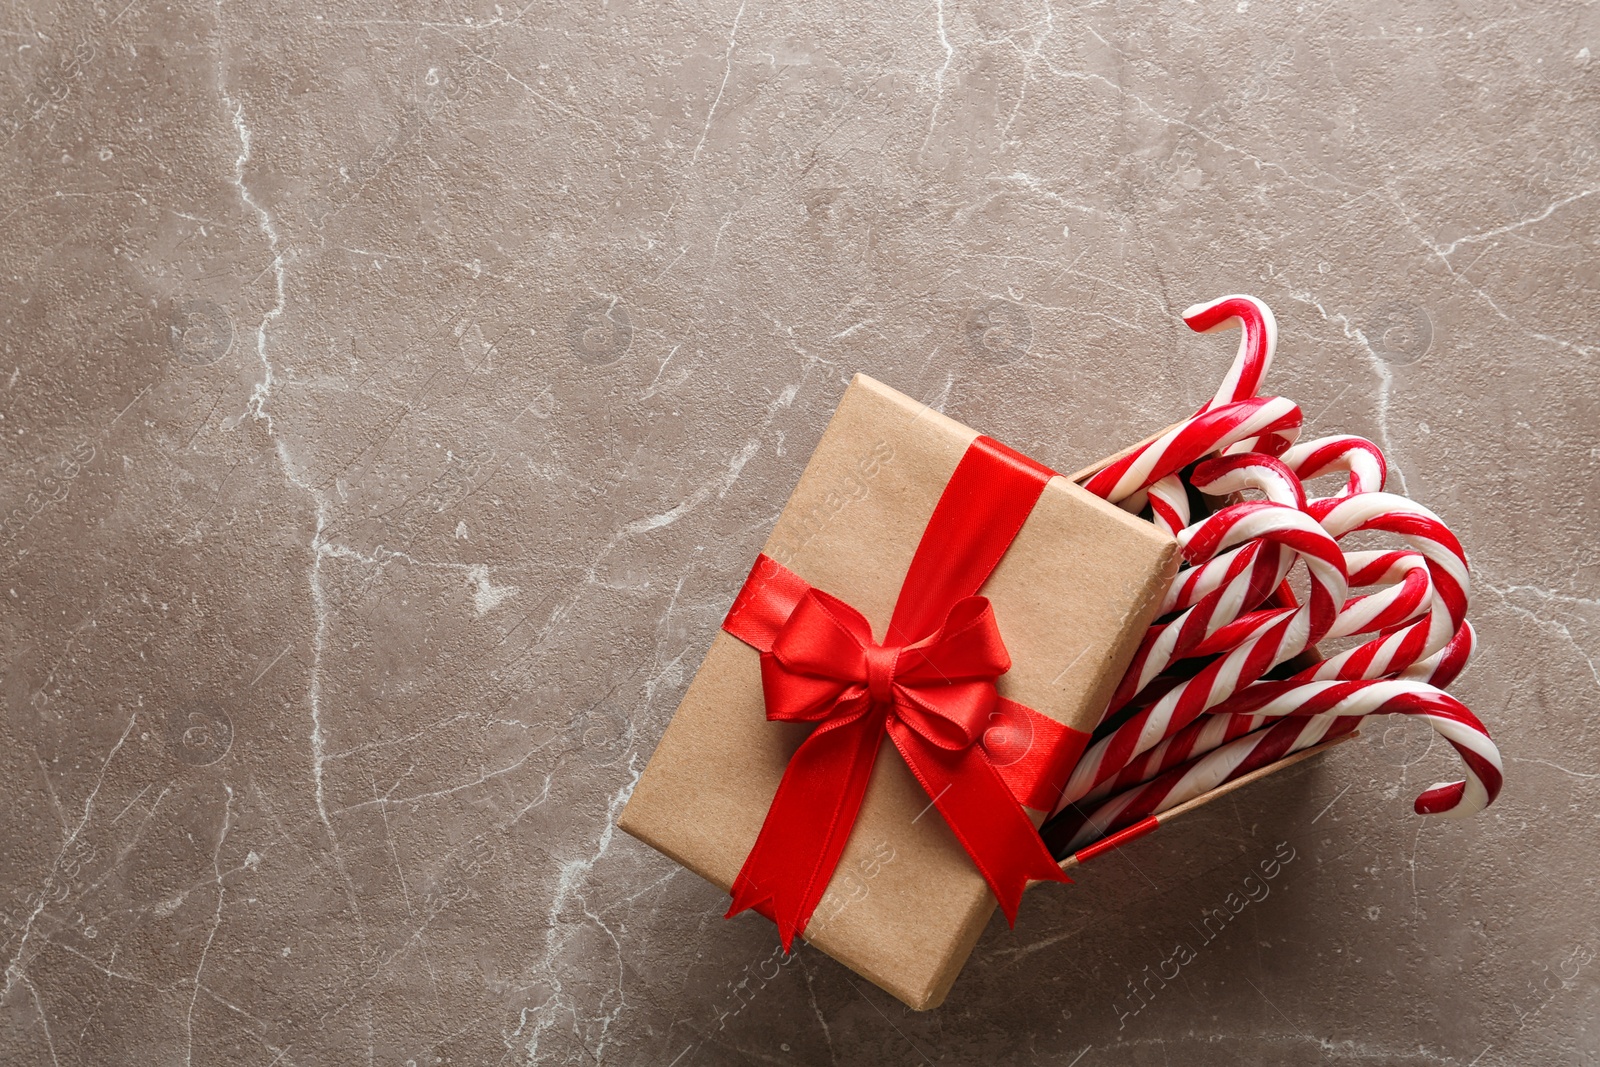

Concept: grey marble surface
[[2, 0, 1598, 1063]]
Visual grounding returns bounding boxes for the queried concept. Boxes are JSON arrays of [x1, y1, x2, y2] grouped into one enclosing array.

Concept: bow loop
[[767, 589, 875, 678], [758, 654, 871, 724], [895, 595, 1012, 684]]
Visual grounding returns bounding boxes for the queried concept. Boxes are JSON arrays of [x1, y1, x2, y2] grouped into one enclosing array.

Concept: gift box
[[619, 374, 1180, 1008], [619, 296, 1481, 1006]]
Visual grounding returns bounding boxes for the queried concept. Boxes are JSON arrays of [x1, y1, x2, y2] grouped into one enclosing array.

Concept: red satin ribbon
[[722, 435, 1087, 949]]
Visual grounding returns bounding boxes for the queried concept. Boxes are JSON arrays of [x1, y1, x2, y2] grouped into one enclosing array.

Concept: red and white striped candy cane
[[1190, 452, 1307, 509], [1161, 539, 1278, 614], [1052, 655, 1495, 848], [1104, 538, 1290, 715], [1081, 396, 1303, 506], [1053, 295, 1500, 849], [1210, 498, 1467, 683], [1282, 434, 1387, 499], [1403, 621, 1476, 689], [1189, 451, 1310, 608], [1147, 432, 1308, 533], [1087, 295, 1279, 507], [1331, 550, 1434, 637], [1106, 614, 1480, 845], [1216, 678, 1503, 816], [1050, 713, 1358, 853], [1147, 474, 1191, 536], [1072, 708, 1272, 808], [1297, 493, 1469, 679], [1072, 557, 1481, 840], [1058, 500, 1347, 808], [1182, 549, 1433, 661], [1185, 295, 1277, 413], [1107, 453, 1307, 709], [1173, 610, 1477, 828]]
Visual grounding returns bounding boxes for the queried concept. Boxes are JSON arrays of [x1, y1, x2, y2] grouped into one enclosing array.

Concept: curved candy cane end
[[1414, 781, 1469, 816], [1182, 297, 1280, 412], [1181, 294, 1280, 344], [1184, 295, 1280, 363], [1191, 453, 1308, 510]]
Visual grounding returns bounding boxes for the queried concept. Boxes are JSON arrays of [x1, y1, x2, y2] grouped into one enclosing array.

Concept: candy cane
[[1403, 621, 1476, 689], [1186, 493, 1466, 681], [1190, 452, 1307, 509], [1106, 534, 1291, 713], [1060, 501, 1347, 806], [1185, 549, 1433, 660], [1331, 550, 1434, 637], [1069, 589, 1482, 841], [1281, 435, 1387, 499], [1052, 656, 1492, 849], [1082, 396, 1303, 505], [1050, 713, 1358, 853], [1215, 679, 1503, 816], [1296, 493, 1469, 680], [1313, 492, 1467, 622], [1085, 296, 1279, 505], [1162, 539, 1278, 614], [1147, 474, 1190, 536], [1187, 451, 1308, 609], [1072, 709, 1271, 808], [1108, 454, 1306, 708], [1185, 295, 1277, 413], [1086, 621, 1480, 840], [1057, 295, 1501, 847]]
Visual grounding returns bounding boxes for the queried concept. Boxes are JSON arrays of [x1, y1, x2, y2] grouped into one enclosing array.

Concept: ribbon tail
[[888, 721, 1069, 926], [727, 711, 885, 950]]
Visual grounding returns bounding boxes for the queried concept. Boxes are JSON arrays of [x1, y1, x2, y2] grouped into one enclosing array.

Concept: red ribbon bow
[[722, 436, 1087, 949]]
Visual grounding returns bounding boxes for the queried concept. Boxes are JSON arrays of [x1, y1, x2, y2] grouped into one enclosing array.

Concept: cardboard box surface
[[619, 375, 1179, 1009]]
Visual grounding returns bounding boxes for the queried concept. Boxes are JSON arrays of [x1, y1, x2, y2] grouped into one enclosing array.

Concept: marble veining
[[2, 0, 1596, 1063]]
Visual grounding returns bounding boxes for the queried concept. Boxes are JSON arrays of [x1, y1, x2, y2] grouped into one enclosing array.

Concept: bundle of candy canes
[[1041, 295, 1503, 857]]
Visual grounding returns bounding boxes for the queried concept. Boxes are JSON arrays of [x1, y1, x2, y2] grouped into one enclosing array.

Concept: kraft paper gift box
[[619, 374, 1180, 1009]]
